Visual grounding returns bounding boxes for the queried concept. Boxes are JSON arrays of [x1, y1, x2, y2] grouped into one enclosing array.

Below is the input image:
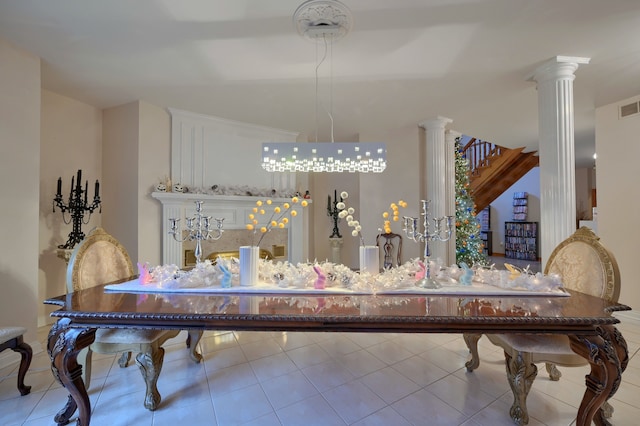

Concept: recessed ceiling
[[2, 0, 640, 167]]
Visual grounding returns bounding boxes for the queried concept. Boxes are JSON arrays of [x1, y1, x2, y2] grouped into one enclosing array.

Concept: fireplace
[[152, 192, 310, 266]]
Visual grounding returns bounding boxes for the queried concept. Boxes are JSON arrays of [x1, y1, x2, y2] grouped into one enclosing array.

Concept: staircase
[[462, 138, 539, 211]]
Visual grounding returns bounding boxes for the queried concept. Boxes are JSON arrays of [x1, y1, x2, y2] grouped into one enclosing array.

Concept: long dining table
[[45, 279, 630, 426]]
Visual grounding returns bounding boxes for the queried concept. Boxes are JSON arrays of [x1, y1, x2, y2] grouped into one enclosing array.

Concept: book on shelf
[[512, 192, 528, 221], [504, 221, 538, 260]]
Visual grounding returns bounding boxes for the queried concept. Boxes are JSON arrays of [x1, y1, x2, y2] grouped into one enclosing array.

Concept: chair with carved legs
[[0, 326, 32, 396], [463, 227, 621, 424], [67, 227, 203, 410]]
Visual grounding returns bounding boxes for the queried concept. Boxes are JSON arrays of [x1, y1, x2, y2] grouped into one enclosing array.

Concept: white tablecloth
[[105, 278, 569, 297]]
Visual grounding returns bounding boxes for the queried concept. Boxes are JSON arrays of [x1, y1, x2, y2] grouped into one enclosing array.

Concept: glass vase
[[239, 245, 259, 286], [359, 245, 380, 275]]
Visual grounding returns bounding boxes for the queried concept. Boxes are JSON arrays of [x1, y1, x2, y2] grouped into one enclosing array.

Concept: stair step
[[468, 146, 538, 211]]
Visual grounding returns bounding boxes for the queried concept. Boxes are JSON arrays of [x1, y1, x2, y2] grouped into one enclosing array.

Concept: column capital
[[446, 129, 462, 139], [419, 116, 453, 130], [527, 56, 590, 83]]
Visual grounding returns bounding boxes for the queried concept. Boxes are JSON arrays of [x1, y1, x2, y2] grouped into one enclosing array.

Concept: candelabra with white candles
[[169, 200, 224, 264], [403, 200, 454, 288]]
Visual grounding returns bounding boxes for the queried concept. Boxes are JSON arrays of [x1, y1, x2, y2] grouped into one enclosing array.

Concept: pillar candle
[[56, 177, 62, 197], [95, 180, 100, 198]]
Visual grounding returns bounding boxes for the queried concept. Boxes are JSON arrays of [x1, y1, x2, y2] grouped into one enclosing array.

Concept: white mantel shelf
[[151, 192, 311, 266]]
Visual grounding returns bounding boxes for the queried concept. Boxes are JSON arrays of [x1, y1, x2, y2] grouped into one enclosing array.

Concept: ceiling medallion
[[293, 0, 353, 42], [260, 0, 387, 173]]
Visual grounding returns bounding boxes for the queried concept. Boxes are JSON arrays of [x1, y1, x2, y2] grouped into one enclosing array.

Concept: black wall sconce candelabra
[[327, 189, 343, 238], [53, 169, 101, 249]]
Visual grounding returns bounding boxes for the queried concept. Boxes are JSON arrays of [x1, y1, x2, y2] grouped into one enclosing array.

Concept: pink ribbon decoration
[[415, 261, 426, 281], [313, 265, 326, 289], [137, 262, 152, 284], [136, 294, 149, 306], [314, 297, 326, 314]]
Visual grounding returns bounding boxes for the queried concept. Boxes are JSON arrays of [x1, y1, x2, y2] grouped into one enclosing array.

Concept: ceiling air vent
[[620, 101, 639, 118]]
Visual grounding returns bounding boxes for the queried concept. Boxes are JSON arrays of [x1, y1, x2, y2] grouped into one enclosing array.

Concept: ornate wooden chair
[[463, 227, 621, 425], [0, 326, 32, 395], [376, 232, 402, 269], [67, 227, 201, 410]]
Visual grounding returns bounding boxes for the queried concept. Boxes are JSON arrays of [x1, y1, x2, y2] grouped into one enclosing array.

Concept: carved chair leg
[[135, 347, 165, 411], [505, 350, 537, 425], [545, 362, 562, 381], [118, 351, 132, 368], [187, 331, 203, 363], [11, 336, 32, 395], [463, 333, 482, 372]]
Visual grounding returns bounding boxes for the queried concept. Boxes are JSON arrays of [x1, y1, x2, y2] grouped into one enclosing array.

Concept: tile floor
[[0, 312, 639, 426]]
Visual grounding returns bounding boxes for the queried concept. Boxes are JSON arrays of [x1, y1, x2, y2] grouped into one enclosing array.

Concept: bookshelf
[[478, 206, 492, 255], [512, 191, 528, 221], [504, 221, 538, 260]]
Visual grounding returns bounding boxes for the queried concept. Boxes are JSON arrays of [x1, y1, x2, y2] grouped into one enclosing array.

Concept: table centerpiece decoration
[[336, 191, 407, 275], [241, 196, 309, 286]]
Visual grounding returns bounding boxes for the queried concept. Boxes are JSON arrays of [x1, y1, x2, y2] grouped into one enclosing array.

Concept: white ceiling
[[2, 0, 640, 168]]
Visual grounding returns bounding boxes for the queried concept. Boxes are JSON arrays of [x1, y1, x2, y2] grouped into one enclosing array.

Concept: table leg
[[47, 318, 96, 426], [569, 325, 628, 426]]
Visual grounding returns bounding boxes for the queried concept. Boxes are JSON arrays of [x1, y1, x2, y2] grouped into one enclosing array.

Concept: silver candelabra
[[169, 200, 224, 264], [403, 200, 454, 288]]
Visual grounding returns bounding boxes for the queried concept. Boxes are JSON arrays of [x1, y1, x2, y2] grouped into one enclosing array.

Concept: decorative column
[[445, 129, 461, 265], [419, 116, 453, 265], [329, 237, 343, 264], [528, 56, 590, 268]]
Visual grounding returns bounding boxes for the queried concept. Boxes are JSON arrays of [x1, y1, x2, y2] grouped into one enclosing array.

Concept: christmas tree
[[454, 138, 488, 266]]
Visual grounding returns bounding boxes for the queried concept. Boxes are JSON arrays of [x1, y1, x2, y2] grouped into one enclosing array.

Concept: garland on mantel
[[155, 183, 303, 199]]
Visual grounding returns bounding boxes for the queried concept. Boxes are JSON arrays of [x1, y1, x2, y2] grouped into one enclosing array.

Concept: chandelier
[[261, 0, 387, 173]]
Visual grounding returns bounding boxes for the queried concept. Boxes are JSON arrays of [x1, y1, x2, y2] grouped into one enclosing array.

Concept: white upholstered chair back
[[67, 227, 134, 293], [544, 226, 620, 302]]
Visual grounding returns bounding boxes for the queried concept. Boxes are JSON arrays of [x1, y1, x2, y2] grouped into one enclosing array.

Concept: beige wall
[[102, 102, 140, 262], [359, 127, 422, 266], [0, 40, 40, 352], [575, 167, 594, 221], [312, 169, 361, 268], [101, 101, 171, 266], [309, 126, 422, 269], [596, 95, 640, 311], [138, 101, 171, 265], [39, 90, 102, 325]]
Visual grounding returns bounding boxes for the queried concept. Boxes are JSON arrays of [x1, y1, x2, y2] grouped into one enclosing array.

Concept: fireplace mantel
[[152, 192, 310, 266]]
